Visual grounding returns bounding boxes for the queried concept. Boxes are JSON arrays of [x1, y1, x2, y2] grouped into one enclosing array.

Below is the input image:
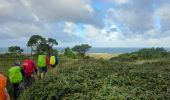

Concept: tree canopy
[[72, 44, 91, 56], [27, 35, 58, 55], [8, 46, 23, 54]]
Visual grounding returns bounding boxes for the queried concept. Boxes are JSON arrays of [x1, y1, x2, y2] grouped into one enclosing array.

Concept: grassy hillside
[[1, 51, 170, 100], [19, 58, 170, 100]]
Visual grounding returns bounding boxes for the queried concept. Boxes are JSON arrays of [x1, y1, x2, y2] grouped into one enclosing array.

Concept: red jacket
[[46, 56, 50, 66], [23, 60, 37, 77]]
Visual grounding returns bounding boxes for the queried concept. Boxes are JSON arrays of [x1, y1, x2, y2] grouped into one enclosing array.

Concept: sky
[[0, 0, 170, 47]]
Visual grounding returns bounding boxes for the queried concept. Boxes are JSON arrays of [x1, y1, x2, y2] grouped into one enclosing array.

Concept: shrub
[[111, 47, 168, 61], [19, 59, 170, 99]]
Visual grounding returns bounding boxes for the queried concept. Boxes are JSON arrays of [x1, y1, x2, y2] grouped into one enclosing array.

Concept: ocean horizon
[[0, 47, 170, 54]]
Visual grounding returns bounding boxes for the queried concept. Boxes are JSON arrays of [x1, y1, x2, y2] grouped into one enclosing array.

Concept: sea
[[1, 47, 170, 54]]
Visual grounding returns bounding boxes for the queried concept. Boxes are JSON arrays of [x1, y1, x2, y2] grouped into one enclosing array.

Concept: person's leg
[[13, 83, 17, 99], [13, 83, 20, 99], [42, 67, 48, 79], [26, 76, 32, 87], [24, 76, 28, 88], [45, 67, 48, 73], [38, 67, 44, 79]]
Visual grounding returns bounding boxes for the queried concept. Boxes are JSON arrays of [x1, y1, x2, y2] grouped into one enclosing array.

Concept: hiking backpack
[[8, 66, 23, 83], [38, 55, 46, 68], [23, 60, 33, 75], [50, 56, 56, 65]]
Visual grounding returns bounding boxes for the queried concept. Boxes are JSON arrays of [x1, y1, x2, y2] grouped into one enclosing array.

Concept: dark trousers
[[24, 76, 33, 88], [13, 83, 20, 99]]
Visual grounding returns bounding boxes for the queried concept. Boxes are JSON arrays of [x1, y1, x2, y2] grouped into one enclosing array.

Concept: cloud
[[156, 4, 170, 31], [84, 25, 124, 43], [0, 0, 96, 47], [0, 22, 43, 38], [106, 0, 129, 4], [19, 0, 103, 27], [0, 0, 170, 47], [107, 0, 154, 34]]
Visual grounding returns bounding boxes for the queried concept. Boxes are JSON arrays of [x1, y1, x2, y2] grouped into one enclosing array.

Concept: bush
[[19, 59, 170, 99], [64, 47, 77, 58], [137, 47, 167, 59], [111, 48, 168, 61]]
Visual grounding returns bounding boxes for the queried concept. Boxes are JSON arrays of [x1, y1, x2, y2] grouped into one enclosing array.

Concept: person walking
[[38, 55, 47, 79], [8, 61, 24, 100], [22, 58, 37, 88]]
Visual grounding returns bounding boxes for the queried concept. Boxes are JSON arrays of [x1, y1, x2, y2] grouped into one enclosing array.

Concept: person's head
[[15, 60, 21, 66]]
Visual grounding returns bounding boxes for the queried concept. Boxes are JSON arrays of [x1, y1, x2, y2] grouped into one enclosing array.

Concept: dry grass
[[86, 53, 121, 60]]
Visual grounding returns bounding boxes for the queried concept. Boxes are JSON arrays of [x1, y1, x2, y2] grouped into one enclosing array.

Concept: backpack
[[50, 56, 56, 65], [23, 60, 33, 75], [8, 66, 22, 83], [38, 55, 46, 68], [0, 74, 7, 100], [56, 56, 59, 65]]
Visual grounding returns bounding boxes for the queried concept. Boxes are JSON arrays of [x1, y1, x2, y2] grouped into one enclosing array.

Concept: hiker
[[22, 58, 37, 88], [38, 55, 47, 79], [0, 74, 10, 100], [50, 55, 59, 68], [8, 61, 24, 99]]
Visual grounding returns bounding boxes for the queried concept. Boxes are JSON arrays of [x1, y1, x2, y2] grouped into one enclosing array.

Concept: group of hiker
[[0, 54, 59, 100]]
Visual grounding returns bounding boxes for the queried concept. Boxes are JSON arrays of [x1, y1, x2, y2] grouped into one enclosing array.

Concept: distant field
[[87, 53, 121, 59]]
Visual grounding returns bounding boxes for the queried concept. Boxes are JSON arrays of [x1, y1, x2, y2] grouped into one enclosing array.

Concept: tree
[[64, 47, 76, 58], [47, 38, 58, 56], [27, 35, 43, 56], [72, 44, 91, 57], [8, 46, 24, 54], [27, 35, 58, 56]]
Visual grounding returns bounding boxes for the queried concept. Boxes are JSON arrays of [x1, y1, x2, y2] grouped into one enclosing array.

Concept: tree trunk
[[31, 46, 33, 56]]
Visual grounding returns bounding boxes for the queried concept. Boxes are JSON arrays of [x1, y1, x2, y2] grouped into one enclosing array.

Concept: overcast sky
[[0, 0, 170, 47]]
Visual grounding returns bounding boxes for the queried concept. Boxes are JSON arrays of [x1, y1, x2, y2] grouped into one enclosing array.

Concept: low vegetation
[[1, 47, 170, 99], [19, 58, 170, 100], [111, 48, 170, 61]]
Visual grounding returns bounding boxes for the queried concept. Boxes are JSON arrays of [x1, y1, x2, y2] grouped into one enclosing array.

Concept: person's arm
[[20, 67, 25, 76], [4, 88, 10, 100], [32, 62, 37, 73]]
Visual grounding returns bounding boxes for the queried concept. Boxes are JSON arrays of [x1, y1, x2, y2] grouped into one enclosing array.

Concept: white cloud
[[21, 0, 100, 26], [107, 6, 154, 34], [84, 25, 124, 43], [0, 23, 43, 38], [0, 0, 170, 47]]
